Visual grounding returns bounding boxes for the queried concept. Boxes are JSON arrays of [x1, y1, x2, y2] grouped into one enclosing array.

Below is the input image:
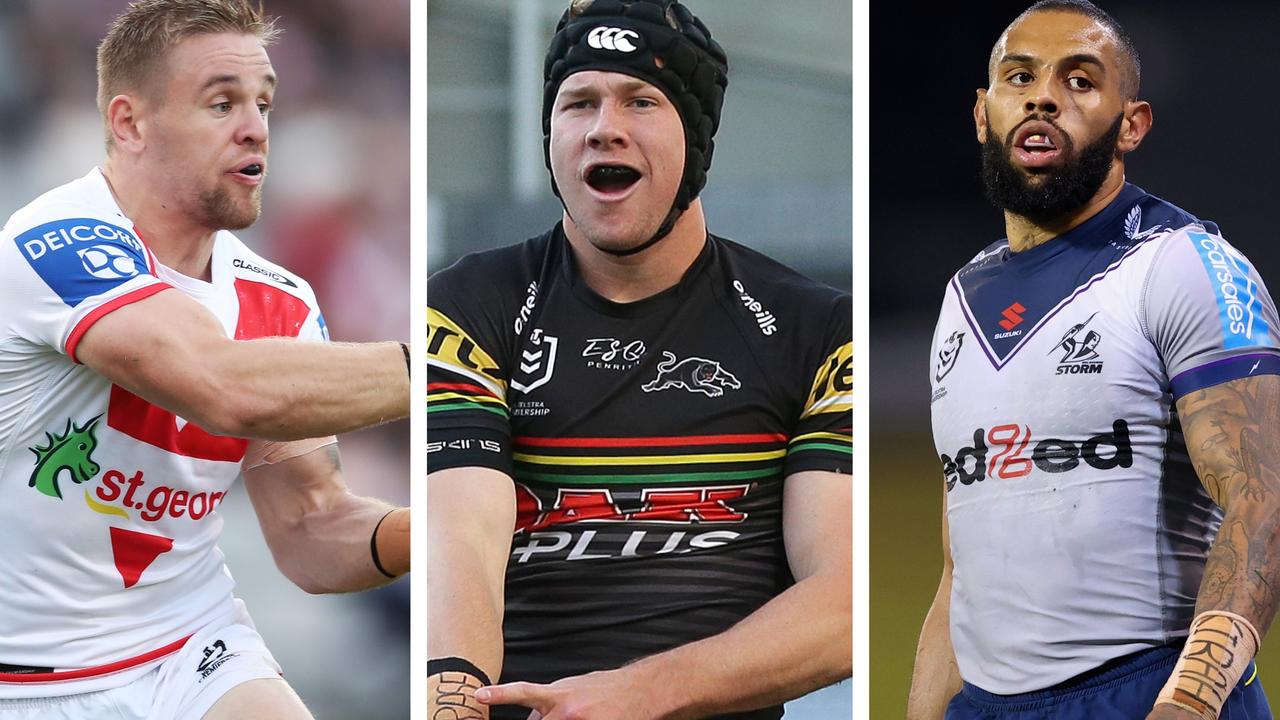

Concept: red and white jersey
[[0, 168, 327, 696]]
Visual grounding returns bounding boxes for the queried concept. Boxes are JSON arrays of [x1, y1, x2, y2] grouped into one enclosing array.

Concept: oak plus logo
[[941, 420, 1132, 492], [587, 26, 642, 53], [1051, 313, 1103, 375]]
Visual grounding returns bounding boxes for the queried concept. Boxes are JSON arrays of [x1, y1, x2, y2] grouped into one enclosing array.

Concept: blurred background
[[429, 0, 852, 715], [0, 1, 409, 717], [871, 0, 1280, 716]]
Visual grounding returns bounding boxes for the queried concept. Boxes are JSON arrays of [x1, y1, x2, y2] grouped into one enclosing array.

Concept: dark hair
[[996, 0, 1141, 98]]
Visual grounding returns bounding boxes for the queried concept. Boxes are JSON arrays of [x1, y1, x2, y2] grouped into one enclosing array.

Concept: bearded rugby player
[[908, 1, 1279, 718], [426, 1, 852, 718], [0, 2, 408, 718]]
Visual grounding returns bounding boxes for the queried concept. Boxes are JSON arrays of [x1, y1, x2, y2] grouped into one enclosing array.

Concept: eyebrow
[[999, 52, 1107, 73], [559, 77, 658, 98], [200, 72, 278, 93]]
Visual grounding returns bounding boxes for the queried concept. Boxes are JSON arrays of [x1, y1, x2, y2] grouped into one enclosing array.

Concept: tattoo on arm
[[325, 444, 344, 472], [430, 672, 486, 720], [1179, 376, 1280, 633]]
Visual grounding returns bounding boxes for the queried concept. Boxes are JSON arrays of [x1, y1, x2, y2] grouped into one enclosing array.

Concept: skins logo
[[642, 352, 741, 397], [1051, 313, 1103, 375], [941, 420, 1132, 491], [511, 328, 558, 393], [28, 416, 102, 499], [232, 258, 297, 287], [935, 330, 964, 382]]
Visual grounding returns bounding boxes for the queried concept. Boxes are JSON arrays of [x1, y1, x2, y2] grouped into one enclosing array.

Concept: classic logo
[[941, 420, 1132, 492], [935, 330, 964, 382], [511, 328, 558, 394], [28, 416, 102, 499], [642, 351, 741, 397], [77, 244, 139, 280], [232, 258, 297, 287], [583, 337, 646, 370], [587, 26, 642, 53], [731, 280, 778, 336], [1051, 313, 1103, 375]]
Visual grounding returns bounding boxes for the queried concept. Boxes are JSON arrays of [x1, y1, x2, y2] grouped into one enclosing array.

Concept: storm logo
[[642, 352, 741, 397], [1051, 313, 1103, 375]]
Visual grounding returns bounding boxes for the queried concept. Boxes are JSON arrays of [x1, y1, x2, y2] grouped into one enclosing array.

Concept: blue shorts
[[945, 645, 1271, 720]]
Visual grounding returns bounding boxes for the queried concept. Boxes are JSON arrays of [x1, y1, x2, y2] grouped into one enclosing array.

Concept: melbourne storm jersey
[[0, 169, 328, 696], [930, 183, 1280, 694], [428, 225, 851, 720]]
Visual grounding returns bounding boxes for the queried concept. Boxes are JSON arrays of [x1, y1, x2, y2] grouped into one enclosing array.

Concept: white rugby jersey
[[0, 169, 327, 697], [930, 183, 1280, 694]]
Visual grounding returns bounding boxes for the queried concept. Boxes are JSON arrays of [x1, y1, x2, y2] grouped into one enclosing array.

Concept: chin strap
[[598, 204, 683, 257]]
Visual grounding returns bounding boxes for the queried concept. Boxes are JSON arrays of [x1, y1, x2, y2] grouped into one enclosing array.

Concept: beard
[[981, 111, 1123, 224], [194, 184, 263, 231]]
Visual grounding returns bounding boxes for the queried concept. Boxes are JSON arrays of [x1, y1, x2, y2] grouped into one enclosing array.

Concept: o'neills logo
[[232, 258, 297, 287], [732, 280, 778, 336]]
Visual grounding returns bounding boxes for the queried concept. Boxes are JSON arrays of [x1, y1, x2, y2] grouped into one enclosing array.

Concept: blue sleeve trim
[[1170, 353, 1280, 400]]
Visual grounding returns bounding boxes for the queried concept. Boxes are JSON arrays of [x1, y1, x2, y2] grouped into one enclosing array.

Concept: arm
[[477, 471, 852, 720], [1148, 375, 1280, 719], [77, 288, 408, 440], [428, 467, 516, 720], [242, 443, 408, 594], [906, 502, 962, 720]]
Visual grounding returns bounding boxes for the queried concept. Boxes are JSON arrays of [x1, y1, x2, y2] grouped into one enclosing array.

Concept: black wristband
[[400, 342, 411, 379], [428, 657, 492, 686], [370, 509, 398, 578]]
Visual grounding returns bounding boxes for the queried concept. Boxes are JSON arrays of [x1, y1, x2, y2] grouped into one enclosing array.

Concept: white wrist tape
[[1155, 611, 1260, 720]]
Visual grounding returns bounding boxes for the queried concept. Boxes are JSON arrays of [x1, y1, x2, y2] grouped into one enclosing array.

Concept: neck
[[1004, 165, 1127, 253], [102, 155, 217, 281], [564, 201, 708, 303]]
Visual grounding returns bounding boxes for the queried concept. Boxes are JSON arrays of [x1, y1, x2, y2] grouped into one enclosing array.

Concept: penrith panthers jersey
[[930, 183, 1280, 694], [0, 168, 328, 697], [428, 225, 851, 720]]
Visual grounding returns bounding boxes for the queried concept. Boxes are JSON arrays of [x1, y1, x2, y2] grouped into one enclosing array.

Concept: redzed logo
[[999, 302, 1027, 331]]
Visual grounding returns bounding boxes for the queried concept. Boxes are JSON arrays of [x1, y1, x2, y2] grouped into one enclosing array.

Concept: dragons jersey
[[929, 183, 1280, 694], [428, 225, 851, 720], [0, 168, 328, 697]]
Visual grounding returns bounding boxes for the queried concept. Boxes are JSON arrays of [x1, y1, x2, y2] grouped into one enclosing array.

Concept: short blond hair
[[97, 0, 279, 145]]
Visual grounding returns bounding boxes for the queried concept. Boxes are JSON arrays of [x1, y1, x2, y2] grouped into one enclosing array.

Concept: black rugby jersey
[[428, 225, 851, 720]]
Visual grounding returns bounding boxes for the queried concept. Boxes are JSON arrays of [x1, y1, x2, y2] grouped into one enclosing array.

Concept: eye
[[1066, 76, 1093, 90], [631, 97, 658, 109], [212, 101, 232, 113], [1007, 71, 1033, 86], [257, 102, 272, 117]]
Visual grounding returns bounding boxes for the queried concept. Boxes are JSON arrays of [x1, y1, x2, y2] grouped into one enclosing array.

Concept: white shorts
[[0, 606, 282, 720]]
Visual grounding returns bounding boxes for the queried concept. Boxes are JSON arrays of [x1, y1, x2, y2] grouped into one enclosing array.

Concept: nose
[[236, 104, 269, 147], [585, 102, 628, 149], [1024, 77, 1061, 117]]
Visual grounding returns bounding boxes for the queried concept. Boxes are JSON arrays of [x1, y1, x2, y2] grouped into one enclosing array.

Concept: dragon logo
[[642, 352, 741, 397], [28, 415, 103, 499]]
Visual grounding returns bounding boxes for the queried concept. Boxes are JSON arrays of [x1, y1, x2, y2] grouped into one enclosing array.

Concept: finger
[[476, 681, 551, 707]]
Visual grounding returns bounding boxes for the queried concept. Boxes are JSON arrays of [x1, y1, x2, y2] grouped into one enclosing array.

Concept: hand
[[1145, 703, 1204, 720], [475, 669, 657, 720]]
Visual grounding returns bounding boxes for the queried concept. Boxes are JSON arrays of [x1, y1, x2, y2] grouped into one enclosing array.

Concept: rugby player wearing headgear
[[0, 1, 409, 718], [908, 1, 1280, 719], [427, 1, 852, 718]]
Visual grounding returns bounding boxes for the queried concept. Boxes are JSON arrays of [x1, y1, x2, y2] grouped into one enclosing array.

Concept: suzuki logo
[[587, 26, 640, 53], [998, 302, 1026, 331]]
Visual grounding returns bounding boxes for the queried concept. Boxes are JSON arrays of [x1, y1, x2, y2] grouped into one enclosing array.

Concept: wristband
[[1155, 611, 1260, 719], [370, 509, 398, 578], [400, 342, 411, 379], [428, 656, 492, 686]]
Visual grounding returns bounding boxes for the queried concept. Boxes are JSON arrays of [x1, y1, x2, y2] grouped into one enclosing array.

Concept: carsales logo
[[940, 420, 1132, 492]]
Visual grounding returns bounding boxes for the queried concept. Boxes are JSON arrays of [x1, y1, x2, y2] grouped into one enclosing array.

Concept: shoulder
[[2, 170, 138, 250], [710, 235, 850, 319], [429, 229, 555, 308]]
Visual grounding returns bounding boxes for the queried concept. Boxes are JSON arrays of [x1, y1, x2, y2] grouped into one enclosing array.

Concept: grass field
[[870, 431, 1280, 717]]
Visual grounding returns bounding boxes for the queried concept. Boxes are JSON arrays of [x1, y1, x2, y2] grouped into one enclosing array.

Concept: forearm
[[906, 571, 961, 720], [619, 568, 850, 720], [271, 493, 406, 593]]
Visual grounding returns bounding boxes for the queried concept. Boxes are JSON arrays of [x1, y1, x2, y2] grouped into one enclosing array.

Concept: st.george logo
[[77, 244, 139, 280], [587, 26, 641, 53]]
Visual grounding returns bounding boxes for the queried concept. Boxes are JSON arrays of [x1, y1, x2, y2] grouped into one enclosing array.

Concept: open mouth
[[1017, 133, 1057, 154], [238, 163, 263, 177], [586, 164, 642, 194]]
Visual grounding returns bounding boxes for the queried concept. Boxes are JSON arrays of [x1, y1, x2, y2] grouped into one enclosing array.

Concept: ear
[[1116, 99, 1152, 155], [105, 94, 146, 153], [974, 89, 989, 144]]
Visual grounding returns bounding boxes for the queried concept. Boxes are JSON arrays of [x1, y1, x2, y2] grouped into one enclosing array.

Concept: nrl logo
[[28, 415, 103, 499], [642, 352, 741, 398]]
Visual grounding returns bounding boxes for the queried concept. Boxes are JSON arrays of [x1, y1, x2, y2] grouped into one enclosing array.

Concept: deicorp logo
[[16, 218, 148, 307]]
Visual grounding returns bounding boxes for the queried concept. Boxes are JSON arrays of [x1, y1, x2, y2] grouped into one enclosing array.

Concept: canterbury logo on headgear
[[587, 26, 640, 52]]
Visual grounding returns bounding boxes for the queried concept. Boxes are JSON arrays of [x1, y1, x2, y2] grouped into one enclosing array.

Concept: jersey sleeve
[[0, 208, 171, 361], [427, 262, 514, 476], [784, 292, 853, 476], [1144, 228, 1280, 400]]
